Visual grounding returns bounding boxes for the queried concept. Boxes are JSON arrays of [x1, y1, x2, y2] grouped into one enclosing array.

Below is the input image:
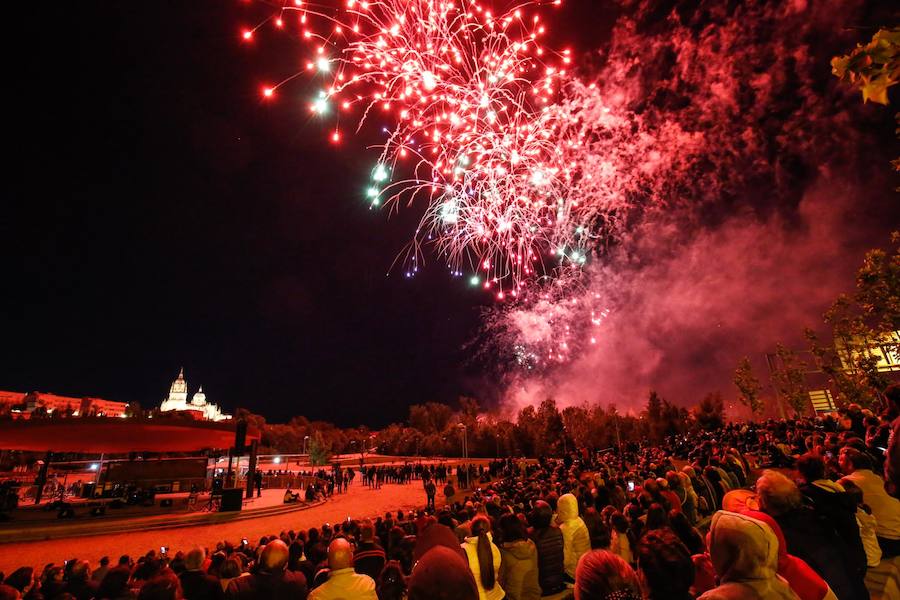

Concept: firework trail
[[246, 0, 662, 298]]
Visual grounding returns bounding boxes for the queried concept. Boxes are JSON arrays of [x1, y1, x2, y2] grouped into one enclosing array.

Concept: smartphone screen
[[627, 481, 635, 492]]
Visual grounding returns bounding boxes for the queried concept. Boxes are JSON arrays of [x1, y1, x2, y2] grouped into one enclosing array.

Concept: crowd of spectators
[[0, 387, 897, 600]]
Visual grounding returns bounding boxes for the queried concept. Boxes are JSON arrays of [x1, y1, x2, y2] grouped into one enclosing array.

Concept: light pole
[[303, 436, 310, 456], [614, 413, 623, 469], [458, 423, 468, 489]]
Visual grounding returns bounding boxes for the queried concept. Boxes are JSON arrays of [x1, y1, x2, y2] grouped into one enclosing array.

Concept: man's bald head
[[260, 539, 290, 572], [327, 538, 354, 571]]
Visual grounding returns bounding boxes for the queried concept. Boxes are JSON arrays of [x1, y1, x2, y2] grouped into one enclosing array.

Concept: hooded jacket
[[556, 493, 591, 579], [698, 511, 798, 600], [498, 539, 541, 600]]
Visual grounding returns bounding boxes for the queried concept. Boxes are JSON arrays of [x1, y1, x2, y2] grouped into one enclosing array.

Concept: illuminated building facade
[[159, 368, 230, 422], [0, 390, 128, 418]]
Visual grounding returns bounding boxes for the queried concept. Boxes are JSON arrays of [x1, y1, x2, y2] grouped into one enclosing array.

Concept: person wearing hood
[[497, 514, 541, 600], [462, 515, 505, 600], [557, 493, 591, 581], [698, 511, 798, 600]]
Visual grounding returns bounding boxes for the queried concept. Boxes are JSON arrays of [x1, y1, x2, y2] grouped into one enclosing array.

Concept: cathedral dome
[[191, 386, 207, 406]]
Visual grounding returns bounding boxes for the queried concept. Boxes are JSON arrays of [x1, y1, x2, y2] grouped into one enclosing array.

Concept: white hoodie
[[556, 493, 591, 579]]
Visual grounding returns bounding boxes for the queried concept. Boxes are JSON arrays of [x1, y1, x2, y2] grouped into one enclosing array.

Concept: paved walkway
[[0, 481, 435, 573]]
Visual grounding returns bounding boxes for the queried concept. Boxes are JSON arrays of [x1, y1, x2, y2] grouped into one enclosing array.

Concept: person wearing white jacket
[[557, 493, 591, 581]]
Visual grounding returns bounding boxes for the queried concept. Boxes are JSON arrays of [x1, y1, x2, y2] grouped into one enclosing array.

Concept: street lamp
[[303, 436, 310, 455], [457, 423, 468, 489]]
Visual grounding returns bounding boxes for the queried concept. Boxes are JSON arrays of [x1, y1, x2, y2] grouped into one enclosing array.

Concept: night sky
[[3, 1, 896, 425], [2, 1, 613, 426]]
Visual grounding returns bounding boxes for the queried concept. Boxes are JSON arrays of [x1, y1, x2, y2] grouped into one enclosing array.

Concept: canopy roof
[[0, 418, 259, 453]]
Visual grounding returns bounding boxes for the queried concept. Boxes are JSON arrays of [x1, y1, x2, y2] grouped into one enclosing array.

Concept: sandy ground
[[0, 480, 437, 574]]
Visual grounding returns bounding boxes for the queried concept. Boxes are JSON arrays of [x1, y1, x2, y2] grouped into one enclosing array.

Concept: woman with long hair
[[461, 515, 505, 600], [643, 503, 669, 534]]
